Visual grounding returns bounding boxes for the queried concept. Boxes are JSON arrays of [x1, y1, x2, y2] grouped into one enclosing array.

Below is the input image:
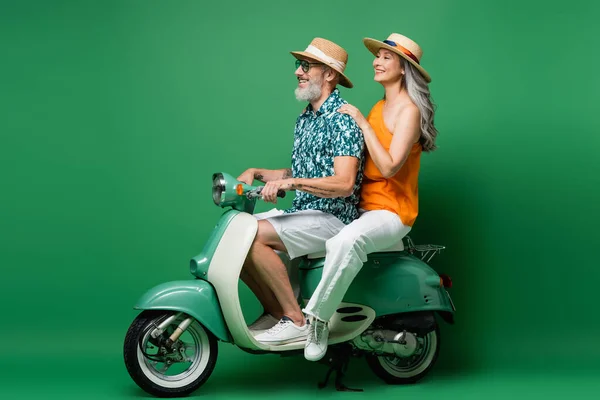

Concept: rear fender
[[300, 252, 455, 317]]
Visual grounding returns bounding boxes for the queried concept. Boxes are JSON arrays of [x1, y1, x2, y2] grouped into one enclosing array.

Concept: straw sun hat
[[291, 37, 353, 88], [363, 33, 431, 82]]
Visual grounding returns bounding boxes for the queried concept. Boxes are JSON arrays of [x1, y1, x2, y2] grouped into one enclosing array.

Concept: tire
[[123, 310, 218, 397], [366, 324, 440, 384]]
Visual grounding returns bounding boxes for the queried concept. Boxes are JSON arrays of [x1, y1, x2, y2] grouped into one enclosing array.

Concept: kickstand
[[317, 347, 363, 392]]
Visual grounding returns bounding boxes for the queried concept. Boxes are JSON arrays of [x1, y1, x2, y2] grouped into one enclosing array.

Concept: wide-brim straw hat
[[291, 37, 353, 88], [363, 33, 431, 83]]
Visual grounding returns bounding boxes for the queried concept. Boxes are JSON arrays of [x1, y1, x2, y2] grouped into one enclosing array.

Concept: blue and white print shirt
[[284, 89, 365, 224]]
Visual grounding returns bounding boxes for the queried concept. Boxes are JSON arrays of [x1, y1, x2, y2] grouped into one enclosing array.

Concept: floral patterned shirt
[[284, 89, 365, 224]]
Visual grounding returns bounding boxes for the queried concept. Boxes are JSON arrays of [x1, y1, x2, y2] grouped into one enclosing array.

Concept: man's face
[[294, 58, 325, 102]]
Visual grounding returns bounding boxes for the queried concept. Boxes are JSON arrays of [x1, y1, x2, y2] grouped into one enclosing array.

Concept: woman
[[302, 33, 439, 361]]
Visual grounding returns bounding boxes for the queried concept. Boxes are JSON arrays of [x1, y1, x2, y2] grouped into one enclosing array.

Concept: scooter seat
[[306, 238, 405, 260]]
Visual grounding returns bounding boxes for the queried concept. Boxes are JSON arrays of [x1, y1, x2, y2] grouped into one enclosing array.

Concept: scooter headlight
[[212, 173, 226, 205]]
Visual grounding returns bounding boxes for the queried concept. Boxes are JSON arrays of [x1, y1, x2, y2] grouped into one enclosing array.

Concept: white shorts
[[254, 208, 346, 260]]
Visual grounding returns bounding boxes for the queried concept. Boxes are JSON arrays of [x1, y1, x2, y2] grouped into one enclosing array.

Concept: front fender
[[134, 279, 231, 342]]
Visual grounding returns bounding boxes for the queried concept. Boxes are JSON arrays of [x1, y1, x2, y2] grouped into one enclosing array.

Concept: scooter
[[123, 172, 456, 397]]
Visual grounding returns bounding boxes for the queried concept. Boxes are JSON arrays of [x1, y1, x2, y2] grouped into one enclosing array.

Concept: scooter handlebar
[[247, 187, 286, 200]]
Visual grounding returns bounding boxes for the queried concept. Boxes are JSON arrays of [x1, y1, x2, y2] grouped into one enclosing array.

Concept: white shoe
[[254, 316, 309, 345], [248, 312, 279, 334], [304, 316, 329, 361]]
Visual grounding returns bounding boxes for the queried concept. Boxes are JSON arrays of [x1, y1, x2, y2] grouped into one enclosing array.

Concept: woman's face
[[373, 48, 403, 84]]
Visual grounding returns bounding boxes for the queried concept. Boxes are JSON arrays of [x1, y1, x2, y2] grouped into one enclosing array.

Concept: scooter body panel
[[195, 211, 276, 351], [190, 209, 241, 279], [299, 251, 454, 317], [134, 279, 231, 342]]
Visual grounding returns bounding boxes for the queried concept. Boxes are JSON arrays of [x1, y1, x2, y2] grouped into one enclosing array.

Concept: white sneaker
[[248, 312, 279, 334], [304, 316, 329, 361], [254, 316, 309, 345]]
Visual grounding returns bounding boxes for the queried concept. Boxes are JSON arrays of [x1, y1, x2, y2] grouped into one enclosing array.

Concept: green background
[[2, 0, 599, 398]]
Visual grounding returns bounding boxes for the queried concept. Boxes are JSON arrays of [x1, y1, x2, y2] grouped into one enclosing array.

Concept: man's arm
[[260, 113, 364, 203], [292, 156, 358, 198], [260, 156, 359, 203], [237, 168, 292, 185]]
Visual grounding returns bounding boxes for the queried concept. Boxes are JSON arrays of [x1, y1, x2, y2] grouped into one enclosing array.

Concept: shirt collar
[[302, 88, 341, 117]]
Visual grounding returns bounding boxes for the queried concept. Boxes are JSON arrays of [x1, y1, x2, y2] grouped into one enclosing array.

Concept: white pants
[[254, 208, 345, 300], [303, 209, 411, 321]]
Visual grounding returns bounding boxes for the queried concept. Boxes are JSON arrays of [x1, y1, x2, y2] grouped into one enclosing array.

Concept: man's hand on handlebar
[[262, 179, 295, 204]]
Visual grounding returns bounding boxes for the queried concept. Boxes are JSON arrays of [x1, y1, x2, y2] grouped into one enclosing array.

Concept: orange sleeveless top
[[359, 100, 422, 227]]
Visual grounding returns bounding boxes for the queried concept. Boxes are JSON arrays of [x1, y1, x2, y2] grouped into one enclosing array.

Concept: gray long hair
[[400, 58, 438, 152]]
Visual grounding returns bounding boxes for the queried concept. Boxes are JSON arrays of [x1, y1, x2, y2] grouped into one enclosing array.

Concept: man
[[236, 37, 365, 345]]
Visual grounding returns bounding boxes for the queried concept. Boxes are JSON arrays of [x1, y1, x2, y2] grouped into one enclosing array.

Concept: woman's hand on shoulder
[[338, 104, 367, 129]]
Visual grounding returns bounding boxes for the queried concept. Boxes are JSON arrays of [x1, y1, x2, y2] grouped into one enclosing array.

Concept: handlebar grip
[[247, 187, 286, 200]]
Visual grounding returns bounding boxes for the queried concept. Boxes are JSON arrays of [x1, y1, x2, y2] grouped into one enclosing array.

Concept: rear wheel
[[123, 310, 218, 397], [366, 325, 440, 384]]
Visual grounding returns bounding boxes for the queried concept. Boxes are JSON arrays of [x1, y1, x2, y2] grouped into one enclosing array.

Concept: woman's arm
[[338, 104, 421, 178]]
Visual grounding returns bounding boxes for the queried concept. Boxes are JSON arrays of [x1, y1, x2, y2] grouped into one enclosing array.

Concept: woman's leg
[[303, 210, 410, 322]]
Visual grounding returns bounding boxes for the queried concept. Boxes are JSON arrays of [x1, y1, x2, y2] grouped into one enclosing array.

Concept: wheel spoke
[[158, 363, 172, 374], [181, 341, 196, 351], [145, 345, 159, 355], [180, 341, 198, 359], [387, 356, 401, 366]]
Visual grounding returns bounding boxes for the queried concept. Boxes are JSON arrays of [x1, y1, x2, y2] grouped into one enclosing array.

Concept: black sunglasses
[[295, 59, 322, 73]]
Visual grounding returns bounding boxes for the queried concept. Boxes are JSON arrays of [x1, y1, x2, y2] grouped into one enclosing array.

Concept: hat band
[[383, 40, 420, 65], [305, 45, 346, 71]]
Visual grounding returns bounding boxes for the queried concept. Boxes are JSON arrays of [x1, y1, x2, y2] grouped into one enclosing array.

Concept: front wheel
[[366, 325, 440, 384], [123, 310, 218, 397]]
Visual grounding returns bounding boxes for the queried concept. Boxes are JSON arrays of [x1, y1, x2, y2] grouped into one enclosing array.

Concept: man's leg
[[240, 258, 283, 319], [250, 210, 346, 344], [240, 208, 287, 327], [249, 220, 305, 325]]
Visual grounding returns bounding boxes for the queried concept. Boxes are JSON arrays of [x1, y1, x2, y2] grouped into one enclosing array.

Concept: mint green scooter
[[123, 172, 455, 397]]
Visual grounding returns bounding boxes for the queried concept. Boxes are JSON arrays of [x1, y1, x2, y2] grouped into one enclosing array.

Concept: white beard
[[295, 76, 323, 102]]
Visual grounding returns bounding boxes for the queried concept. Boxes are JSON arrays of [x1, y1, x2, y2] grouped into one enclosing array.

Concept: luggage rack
[[404, 236, 445, 263]]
